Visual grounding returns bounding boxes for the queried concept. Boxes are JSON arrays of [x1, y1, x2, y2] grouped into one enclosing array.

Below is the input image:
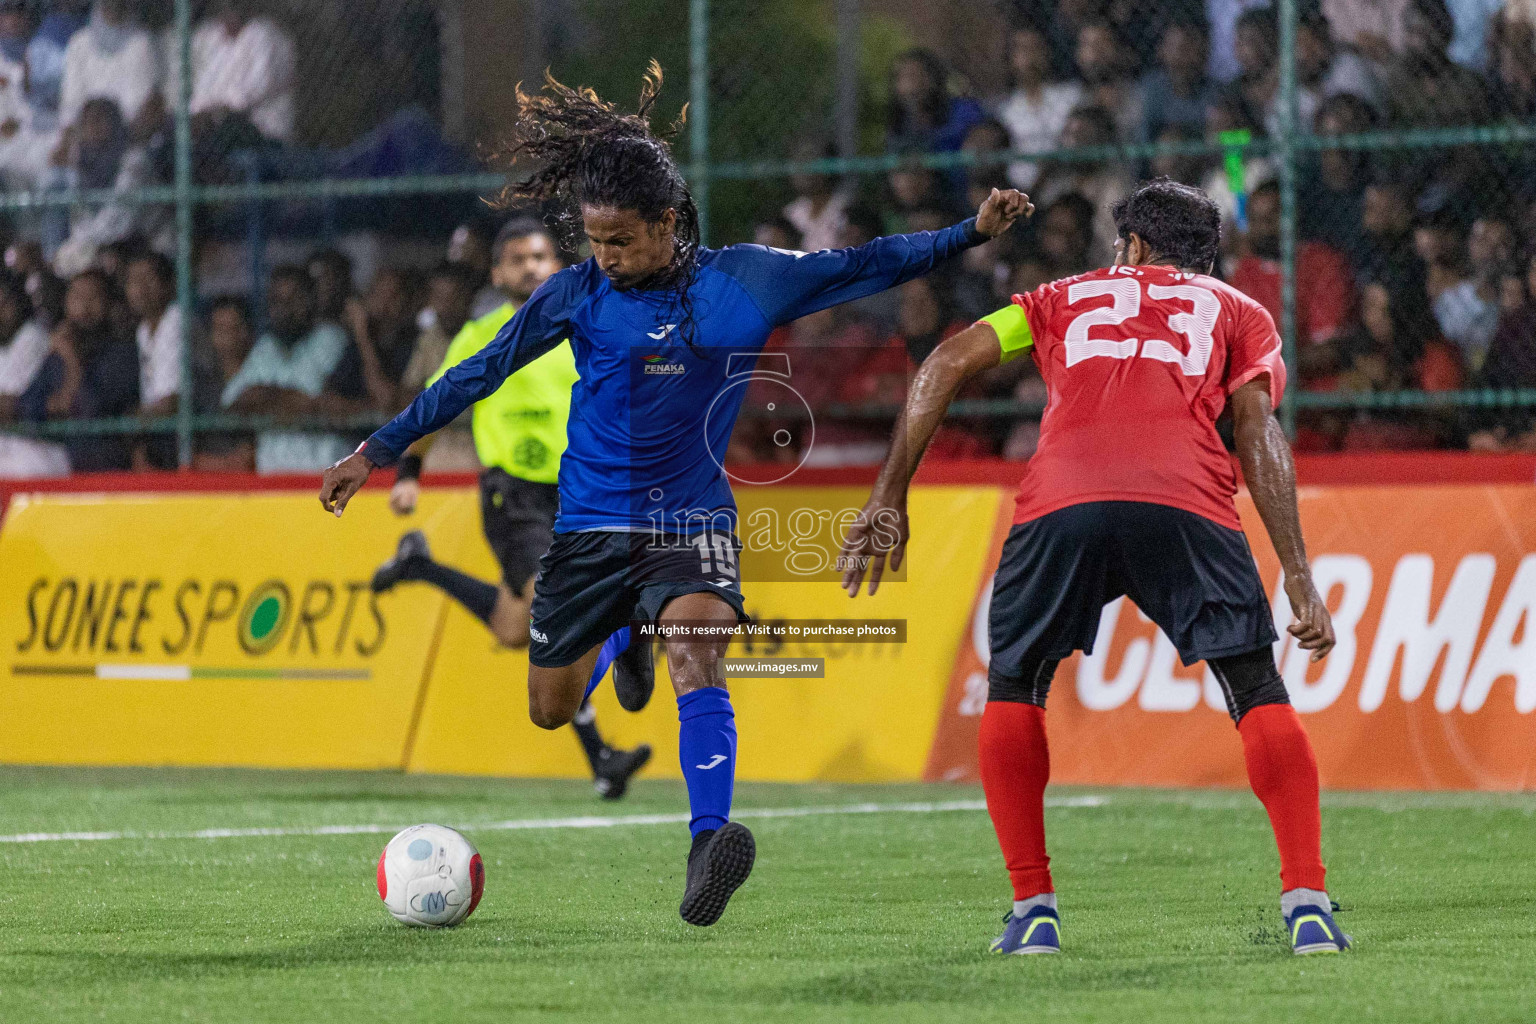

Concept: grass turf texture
[[0, 769, 1532, 1023]]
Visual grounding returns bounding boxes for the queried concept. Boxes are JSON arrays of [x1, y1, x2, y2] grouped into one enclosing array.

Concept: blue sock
[[677, 686, 736, 837], [582, 627, 630, 701]]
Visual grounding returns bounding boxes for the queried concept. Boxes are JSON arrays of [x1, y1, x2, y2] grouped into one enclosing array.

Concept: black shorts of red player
[[987, 500, 1279, 710]]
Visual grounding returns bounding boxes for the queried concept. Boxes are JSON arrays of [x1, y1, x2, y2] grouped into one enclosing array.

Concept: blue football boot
[[1286, 902, 1351, 955], [990, 906, 1062, 955]]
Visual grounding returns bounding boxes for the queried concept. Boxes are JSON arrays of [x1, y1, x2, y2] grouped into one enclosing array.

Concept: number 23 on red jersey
[[982, 264, 1286, 406]]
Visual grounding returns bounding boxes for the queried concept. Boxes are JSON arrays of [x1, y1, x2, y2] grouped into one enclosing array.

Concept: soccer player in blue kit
[[319, 64, 1031, 926]]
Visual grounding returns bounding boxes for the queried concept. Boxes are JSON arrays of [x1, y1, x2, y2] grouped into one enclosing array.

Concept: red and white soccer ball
[[376, 824, 485, 928]]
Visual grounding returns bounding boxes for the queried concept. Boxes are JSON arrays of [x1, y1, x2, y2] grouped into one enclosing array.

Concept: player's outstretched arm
[[356, 272, 576, 470], [738, 189, 1034, 327], [1230, 377, 1335, 661], [320, 271, 577, 518], [841, 321, 1004, 596]]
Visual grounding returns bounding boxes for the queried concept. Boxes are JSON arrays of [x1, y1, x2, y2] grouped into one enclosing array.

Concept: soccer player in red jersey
[[841, 178, 1349, 956]]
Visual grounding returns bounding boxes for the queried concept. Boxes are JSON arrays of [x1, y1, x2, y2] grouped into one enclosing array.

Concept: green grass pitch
[[1, 767, 1532, 1023]]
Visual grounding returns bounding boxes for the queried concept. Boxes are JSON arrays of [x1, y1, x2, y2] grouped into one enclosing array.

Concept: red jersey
[[1002, 263, 1286, 530]]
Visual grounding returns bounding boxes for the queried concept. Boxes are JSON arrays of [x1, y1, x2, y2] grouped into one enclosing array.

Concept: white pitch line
[[0, 796, 1106, 845]]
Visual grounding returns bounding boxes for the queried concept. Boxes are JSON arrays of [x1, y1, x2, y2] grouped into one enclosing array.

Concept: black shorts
[[527, 529, 750, 668], [479, 468, 560, 595], [988, 501, 1277, 685]]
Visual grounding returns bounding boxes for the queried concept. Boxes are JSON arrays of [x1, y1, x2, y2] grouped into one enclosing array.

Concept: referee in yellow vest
[[372, 218, 651, 799]]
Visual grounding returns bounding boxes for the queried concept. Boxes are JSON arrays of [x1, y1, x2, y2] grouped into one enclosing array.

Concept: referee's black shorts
[[988, 500, 1277, 688], [479, 467, 560, 595]]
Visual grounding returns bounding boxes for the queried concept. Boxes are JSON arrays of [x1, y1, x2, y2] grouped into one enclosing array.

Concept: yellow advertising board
[[9, 474, 1531, 790], [0, 484, 997, 779], [0, 490, 480, 768], [405, 486, 1002, 782]]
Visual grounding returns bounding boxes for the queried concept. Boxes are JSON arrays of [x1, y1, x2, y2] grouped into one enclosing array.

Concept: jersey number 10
[[690, 533, 739, 580], [1062, 277, 1219, 376]]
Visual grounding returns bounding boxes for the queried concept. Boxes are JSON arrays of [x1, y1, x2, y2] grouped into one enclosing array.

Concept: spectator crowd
[[4, 0, 1536, 478], [0, 0, 298, 276], [748, 0, 1536, 459], [0, 212, 502, 474]]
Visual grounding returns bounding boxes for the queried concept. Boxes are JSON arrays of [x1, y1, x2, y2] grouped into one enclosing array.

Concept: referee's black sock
[[410, 559, 500, 625], [571, 700, 610, 769]]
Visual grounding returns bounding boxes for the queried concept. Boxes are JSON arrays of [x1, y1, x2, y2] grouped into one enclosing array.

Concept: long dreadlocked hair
[[492, 61, 703, 350]]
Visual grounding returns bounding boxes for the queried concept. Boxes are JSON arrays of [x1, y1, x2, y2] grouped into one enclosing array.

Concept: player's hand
[[975, 187, 1034, 238], [839, 494, 910, 597], [319, 452, 375, 518], [389, 478, 420, 516], [1284, 573, 1335, 662]]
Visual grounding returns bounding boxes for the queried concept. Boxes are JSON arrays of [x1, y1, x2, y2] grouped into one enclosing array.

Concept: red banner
[[926, 485, 1536, 790]]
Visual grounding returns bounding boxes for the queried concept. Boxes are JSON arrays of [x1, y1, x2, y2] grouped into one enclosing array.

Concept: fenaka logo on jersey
[[642, 353, 686, 376]]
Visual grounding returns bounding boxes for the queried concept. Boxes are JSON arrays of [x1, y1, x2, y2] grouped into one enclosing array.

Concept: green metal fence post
[[1276, 0, 1299, 437], [689, 0, 710, 245], [173, 0, 195, 467], [834, 0, 861, 165]]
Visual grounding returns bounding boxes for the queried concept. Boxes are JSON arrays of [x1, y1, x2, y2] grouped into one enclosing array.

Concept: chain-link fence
[[1, 0, 1534, 475]]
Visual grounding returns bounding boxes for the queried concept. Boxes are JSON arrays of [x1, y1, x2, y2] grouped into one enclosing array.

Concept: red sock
[[1238, 703, 1326, 892], [979, 701, 1053, 898]]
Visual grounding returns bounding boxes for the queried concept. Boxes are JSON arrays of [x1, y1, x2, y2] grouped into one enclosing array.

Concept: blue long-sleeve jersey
[[361, 218, 986, 533]]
